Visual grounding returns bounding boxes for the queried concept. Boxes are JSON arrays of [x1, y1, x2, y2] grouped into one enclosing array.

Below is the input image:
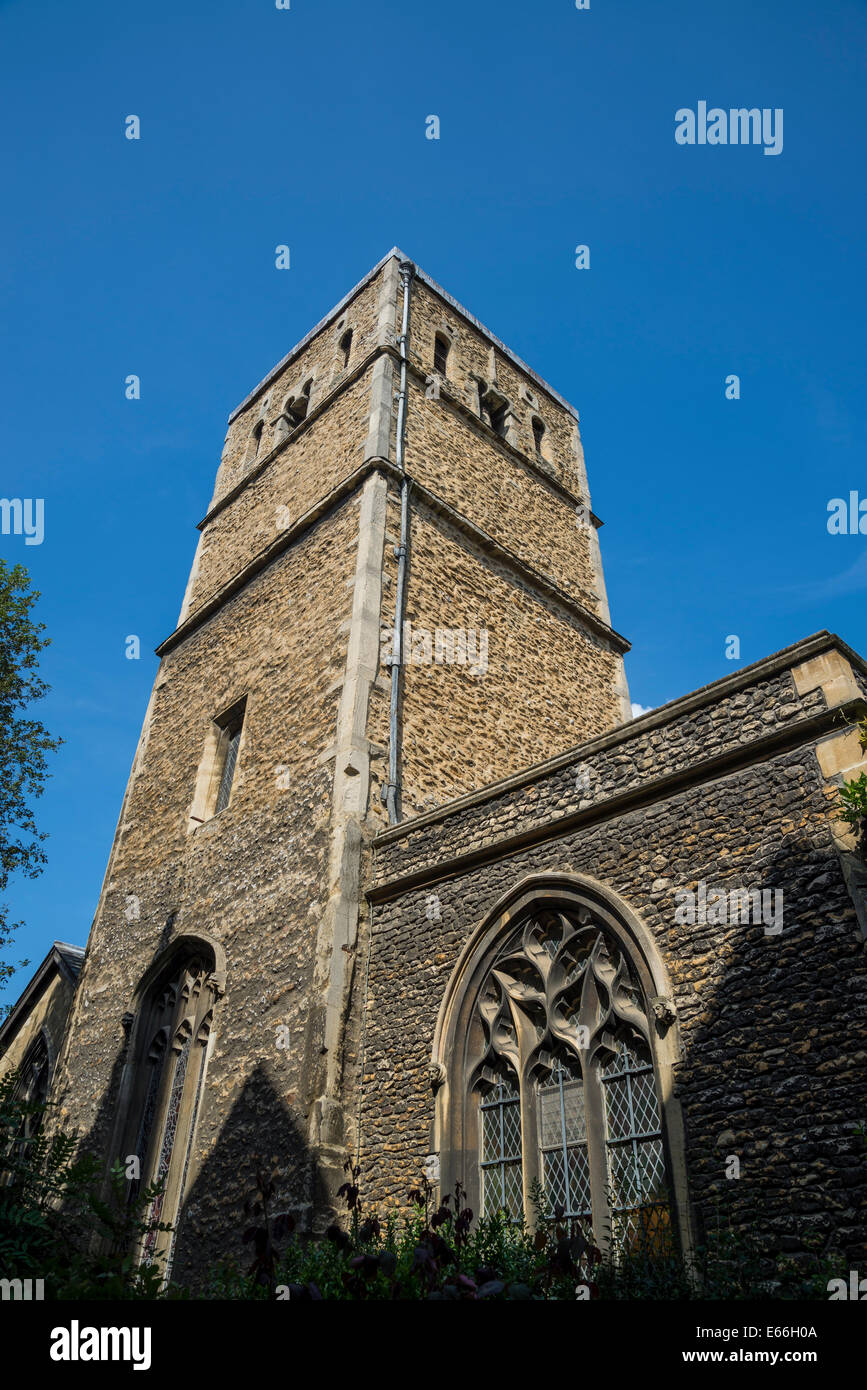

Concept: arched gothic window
[[442, 896, 677, 1255], [123, 948, 219, 1276], [13, 1031, 51, 1117], [4, 1032, 51, 1162]]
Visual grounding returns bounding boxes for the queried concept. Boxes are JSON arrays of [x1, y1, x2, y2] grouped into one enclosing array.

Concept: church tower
[[51, 250, 630, 1281]]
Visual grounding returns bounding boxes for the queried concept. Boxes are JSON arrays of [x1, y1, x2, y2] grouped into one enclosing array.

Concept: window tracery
[[465, 904, 671, 1249], [125, 952, 218, 1275]]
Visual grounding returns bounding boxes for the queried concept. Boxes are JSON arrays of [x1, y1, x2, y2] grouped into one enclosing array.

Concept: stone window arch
[[119, 940, 222, 1276], [432, 878, 688, 1256]]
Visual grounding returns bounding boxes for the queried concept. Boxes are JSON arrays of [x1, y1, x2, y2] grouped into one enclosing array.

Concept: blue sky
[[1, 0, 865, 978]]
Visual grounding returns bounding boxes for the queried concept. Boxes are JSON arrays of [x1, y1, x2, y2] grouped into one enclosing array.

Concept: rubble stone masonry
[[362, 632, 867, 1266]]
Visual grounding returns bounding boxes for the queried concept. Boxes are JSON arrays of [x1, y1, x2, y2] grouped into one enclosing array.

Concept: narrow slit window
[[245, 419, 265, 463], [215, 718, 243, 813], [478, 383, 509, 439], [434, 334, 450, 376], [489, 401, 507, 438], [339, 329, 353, 368], [532, 416, 546, 455]]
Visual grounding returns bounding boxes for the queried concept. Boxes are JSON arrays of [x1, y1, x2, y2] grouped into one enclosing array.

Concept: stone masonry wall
[[0, 970, 76, 1082], [408, 278, 584, 495], [212, 270, 385, 507], [373, 662, 829, 886], [402, 381, 601, 613], [53, 498, 362, 1279], [188, 374, 374, 615], [368, 499, 622, 822], [361, 645, 867, 1266]]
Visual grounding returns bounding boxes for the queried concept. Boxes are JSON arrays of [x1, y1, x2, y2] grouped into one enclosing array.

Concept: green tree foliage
[[0, 1074, 174, 1299], [0, 561, 61, 1005], [839, 771, 867, 827]]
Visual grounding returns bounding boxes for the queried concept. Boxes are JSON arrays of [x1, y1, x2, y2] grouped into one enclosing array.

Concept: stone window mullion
[[518, 1071, 541, 1224], [583, 1055, 611, 1251]]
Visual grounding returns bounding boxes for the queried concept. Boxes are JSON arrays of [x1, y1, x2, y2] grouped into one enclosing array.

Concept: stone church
[[2, 249, 866, 1285]]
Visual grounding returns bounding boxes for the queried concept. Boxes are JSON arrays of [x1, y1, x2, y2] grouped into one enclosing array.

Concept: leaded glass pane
[[481, 1163, 504, 1213], [479, 1076, 523, 1218], [539, 1083, 564, 1149], [561, 1079, 586, 1144], [612, 1207, 641, 1251], [541, 1147, 567, 1209], [537, 920, 561, 958], [599, 1026, 670, 1256], [603, 1075, 632, 1139], [629, 1070, 661, 1136], [601, 1035, 651, 1078], [142, 1039, 190, 1263], [602, 1029, 669, 1249], [501, 1099, 522, 1160], [567, 1144, 592, 1215], [502, 1161, 524, 1218], [635, 1137, 667, 1203], [537, 1066, 590, 1220], [608, 1141, 643, 1209], [613, 1196, 672, 1256], [481, 1104, 501, 1162], [215, 725, 241, 813]]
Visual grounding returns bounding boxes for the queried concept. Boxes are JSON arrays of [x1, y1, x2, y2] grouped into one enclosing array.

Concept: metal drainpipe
[[385, 261, 414, 824]]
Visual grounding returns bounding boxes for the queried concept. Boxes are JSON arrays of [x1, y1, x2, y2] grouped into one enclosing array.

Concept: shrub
[[0, 1070, 175, 1299], [202, 1163, 841, 1301]]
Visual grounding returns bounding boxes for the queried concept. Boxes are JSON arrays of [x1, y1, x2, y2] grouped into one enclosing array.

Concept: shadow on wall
[[668, 760, 867, 1268], [72, 1043, 322, 1293], [171, 1062, 319, 1291]]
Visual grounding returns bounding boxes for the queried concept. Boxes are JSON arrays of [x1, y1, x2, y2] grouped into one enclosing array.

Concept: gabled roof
[[0, 940, 85, 1053]]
